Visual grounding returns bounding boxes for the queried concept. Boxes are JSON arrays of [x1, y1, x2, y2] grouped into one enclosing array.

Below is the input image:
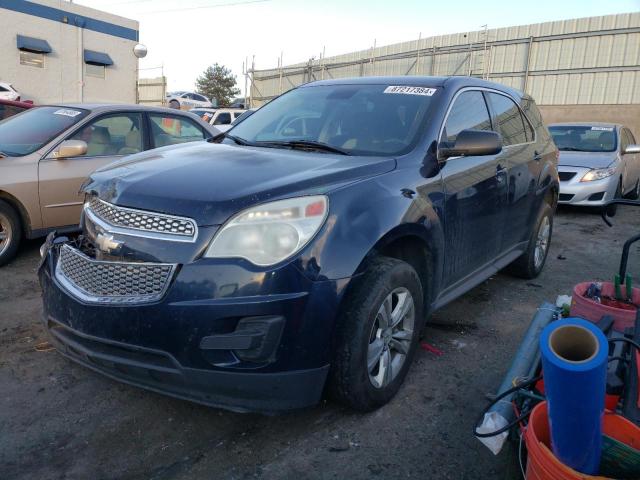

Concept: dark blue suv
[[39, 76, 559, 413]]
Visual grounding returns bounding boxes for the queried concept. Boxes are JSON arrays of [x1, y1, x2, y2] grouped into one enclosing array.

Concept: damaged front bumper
[[39, 236, 347, 413]]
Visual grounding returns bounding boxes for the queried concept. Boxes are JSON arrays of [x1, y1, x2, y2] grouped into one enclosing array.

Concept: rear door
[[485, 92, 540, 251], [39, 112, 145, 228], [439, 89, 507, 286]]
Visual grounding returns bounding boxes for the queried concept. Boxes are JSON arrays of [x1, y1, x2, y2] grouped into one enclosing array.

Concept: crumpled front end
[[38, 198, 350, 413]]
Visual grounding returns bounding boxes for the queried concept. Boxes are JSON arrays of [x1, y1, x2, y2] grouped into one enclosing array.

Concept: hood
[[85, 141, 396, 226], [557, 150, 618, 169]]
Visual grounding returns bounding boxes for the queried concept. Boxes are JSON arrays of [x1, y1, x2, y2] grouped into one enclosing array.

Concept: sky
[[74, 0, 640, 94]]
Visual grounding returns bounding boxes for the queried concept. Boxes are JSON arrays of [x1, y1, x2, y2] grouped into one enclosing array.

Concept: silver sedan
[[549, 123, 640, 207]]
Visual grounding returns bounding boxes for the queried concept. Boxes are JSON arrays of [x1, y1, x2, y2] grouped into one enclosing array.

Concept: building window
[[20, 51, 44, 68], [86, 63, 105, 78]]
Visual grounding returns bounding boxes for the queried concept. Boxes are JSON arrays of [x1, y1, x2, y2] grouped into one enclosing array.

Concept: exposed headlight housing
[[580, 167, 616, 182], [203, 195, 328, 266]]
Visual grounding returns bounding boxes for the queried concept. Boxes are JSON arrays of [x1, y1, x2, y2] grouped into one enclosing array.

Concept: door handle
[[533, 151, 543, 162]]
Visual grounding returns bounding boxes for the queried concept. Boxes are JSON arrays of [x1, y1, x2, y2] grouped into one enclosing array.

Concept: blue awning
[[84, 49, 113, 66], [17, 35, 52, 54]]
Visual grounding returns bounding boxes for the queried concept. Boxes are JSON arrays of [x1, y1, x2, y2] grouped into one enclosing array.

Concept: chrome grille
[[87, 197, 197, 238], [55, 245, 176, 304]]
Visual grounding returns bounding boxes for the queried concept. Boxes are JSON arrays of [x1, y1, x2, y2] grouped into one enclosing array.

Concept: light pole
[[133, 44, 148, 104]]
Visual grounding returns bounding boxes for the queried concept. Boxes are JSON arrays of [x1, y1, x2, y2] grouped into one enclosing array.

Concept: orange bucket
[[525, 401, 640, 479]]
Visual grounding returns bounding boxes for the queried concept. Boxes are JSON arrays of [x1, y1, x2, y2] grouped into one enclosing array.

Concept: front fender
[[295, 169, 445, 288]]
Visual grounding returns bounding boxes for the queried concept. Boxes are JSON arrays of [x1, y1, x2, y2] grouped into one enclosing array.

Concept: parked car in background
[[231, 108, 256, 125], [167, 91, 215, 110], [191, 107, 247, 131], [549, 123, 640, 209], [0, 82, 21, 101], [40, 76, 558, 413], [0, 104, 218, 265], [0, 99, 34, 120]]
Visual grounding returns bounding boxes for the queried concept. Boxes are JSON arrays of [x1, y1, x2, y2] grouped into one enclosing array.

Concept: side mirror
[[439, 129, 502, 159], [623, 144, 640, 155], [54, 140, 88, 159]]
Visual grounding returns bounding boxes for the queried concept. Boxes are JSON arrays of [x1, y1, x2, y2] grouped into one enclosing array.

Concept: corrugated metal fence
[[249, 12, 640, 107]]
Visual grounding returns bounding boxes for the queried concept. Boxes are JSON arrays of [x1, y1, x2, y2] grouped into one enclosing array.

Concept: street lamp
[[134, 44, 147, 103]]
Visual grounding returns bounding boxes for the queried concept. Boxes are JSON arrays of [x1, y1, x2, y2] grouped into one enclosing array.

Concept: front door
[[439, 89, 507, 287], [38, 112, 144, 228]]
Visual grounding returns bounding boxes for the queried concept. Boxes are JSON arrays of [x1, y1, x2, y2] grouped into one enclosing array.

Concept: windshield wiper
[[558, 147, 588, 152], [257, 140, 351, 155], [210, 132, 255, 146]]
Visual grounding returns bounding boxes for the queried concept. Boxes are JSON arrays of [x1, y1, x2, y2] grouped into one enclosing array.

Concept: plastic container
[[571, 282, 639, 332], [525, 401, 640, 480]]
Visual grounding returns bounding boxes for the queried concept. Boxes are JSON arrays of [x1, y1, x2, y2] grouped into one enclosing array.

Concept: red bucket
[[525, 402, 640, 480], [570, 282, 639, 332]]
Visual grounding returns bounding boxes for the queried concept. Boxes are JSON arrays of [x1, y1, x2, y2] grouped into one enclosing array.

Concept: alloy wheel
[[0, 213, 12, 257], [534, 216, 550, 269], [367, 287, 415, 389]]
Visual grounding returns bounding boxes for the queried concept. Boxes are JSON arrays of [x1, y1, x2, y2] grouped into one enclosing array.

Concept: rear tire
[[0, 200, 22, 267], [506, 203, 553, 279], [328, 256, 424, 411]]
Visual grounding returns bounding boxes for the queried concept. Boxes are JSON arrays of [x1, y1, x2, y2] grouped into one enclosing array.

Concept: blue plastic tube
[[539, 317, 608, 475]]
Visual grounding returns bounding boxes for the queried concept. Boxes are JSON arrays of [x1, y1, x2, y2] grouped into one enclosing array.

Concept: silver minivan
[[549, 122, 640, 208]]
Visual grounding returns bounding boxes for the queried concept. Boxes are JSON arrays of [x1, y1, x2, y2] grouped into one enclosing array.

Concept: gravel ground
[[1, 205, 639, 480]]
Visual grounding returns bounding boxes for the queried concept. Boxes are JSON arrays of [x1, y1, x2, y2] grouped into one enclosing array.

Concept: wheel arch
[[0, 190, 31, 237], [353, 223, 443, 310]]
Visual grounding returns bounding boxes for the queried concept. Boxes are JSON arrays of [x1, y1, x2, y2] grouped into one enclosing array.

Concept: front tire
[[604, 179, 623, 216], [626, 178, 640, 200], [0, 200, 22, 267], [328, 257, 424, 411], [169, 100, 180, 110], [507, 203, 553, 279]]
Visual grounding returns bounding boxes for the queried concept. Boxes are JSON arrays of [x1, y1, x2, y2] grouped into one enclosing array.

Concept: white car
[[0, 82, 20, 102], [167, 91, 214, 110], [190, 108, 247, 132]]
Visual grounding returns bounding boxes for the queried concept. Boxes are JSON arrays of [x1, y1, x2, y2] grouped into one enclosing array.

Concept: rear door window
[[214, 112, 232, 125], [149, 114, 207, 147], [487, 93, 528, 146], [441, 90, 492, 147]]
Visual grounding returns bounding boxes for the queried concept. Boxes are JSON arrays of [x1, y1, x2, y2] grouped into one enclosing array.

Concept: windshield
[[549, 125, 617, 153], [0, 106, 89, 156], [228, 84, 438, 156]]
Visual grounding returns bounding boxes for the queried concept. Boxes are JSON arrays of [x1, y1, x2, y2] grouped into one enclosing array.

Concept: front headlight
[[203, 195, 328, 266], [580, 167, 616, 182]]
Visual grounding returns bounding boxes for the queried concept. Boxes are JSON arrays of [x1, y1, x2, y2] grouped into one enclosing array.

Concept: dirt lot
[[2, 205, 639, 480]]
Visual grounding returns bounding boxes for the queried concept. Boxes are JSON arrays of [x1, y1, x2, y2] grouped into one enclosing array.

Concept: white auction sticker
[[591, 126, 614, 131], [384, 86, 437, 96], [53, 109, 82, 117]]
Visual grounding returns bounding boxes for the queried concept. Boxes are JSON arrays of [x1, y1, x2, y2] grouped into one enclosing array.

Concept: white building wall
[[0, 0, 139, 104]]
